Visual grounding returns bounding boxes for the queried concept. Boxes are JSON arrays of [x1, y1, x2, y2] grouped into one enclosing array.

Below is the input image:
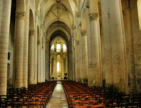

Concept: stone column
[[41, 48, 43, 82], [0, 0, 11, 95], [54, 56, 57, 79], [121, 0, 135, 93], [37, 34, 42, 83], [87, 0, 102, 86], [42, 38, 46, 82], [80, 31, 88, 83], [69, 37, 75, 80], [73, 37, 76, 81], [63, 57, 65, 79], [34, 27, 37, 84], [45, 40, 50, 80], [63, 58, 66, 78], [29, 30, 35, 84], [52, 57, 55, 79], [14, 0, 25, 88], [73, 31, 78, 82], [66, 56, 68, 78], [51, 57, 54, 78], [101, 0, 127, 92], [75, 40, 80, 82], [74, 44, 78, 81], [23, 1, 29, 88], [68, 39, 73, 80], [76, 30, 82, 82], [79, 35, 83, 81]]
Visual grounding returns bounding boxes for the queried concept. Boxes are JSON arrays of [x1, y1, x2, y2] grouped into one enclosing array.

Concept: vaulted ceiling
[[35, 0, 85, 41]]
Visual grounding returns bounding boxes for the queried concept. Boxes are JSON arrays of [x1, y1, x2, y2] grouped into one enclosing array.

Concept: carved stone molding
[[89, 12, 99, 21]]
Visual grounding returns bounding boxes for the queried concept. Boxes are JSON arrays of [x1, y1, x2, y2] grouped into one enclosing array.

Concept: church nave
[[0, 0, 141, 107]]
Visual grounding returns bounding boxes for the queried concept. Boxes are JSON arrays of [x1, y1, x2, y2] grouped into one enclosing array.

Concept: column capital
[[89, 12, 99, 21], [16, 11, 25, 19]]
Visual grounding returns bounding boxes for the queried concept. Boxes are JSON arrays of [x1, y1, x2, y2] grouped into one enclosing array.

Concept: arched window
[[137, 0, 141, 29], [57, 62, 60, 72], [56, 44, 61, 52], [63, 44, 67, 52]]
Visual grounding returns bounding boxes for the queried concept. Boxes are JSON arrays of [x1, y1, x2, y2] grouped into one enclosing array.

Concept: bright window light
[[57, 62, 60, 72], [51, 44, 54, 51], [56, 44, 61, 52], [137, 0, 141, 29], [63, 44, 67, 52]]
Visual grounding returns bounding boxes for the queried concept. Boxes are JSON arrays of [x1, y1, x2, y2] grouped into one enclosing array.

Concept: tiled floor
[[46, 81, 68, 108]]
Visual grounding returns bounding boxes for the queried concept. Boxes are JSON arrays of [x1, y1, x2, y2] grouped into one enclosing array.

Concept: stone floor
[[46, 81, 68, 108]]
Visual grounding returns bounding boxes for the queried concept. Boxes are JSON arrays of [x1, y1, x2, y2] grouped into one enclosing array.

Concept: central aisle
[[46, 81, 68, 108]]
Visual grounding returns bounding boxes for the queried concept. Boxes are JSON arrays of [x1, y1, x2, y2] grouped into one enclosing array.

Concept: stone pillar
[[66, 56, 68, 78], [14, 0, 25, 88], [23, 1, 29, 88], [51, 57, 53, 79], [41, 48, 43, 82], [87, 0, 102, 86], [131, 0, 141, 93], [69, 37, 75, 81], [42, 38, 46, 82], [29, 30, 35, 84], [73, 31, 78, 82], [34, 27, 37, 84], [63, 58, 66, 78], [54, 56, 57, 79], [73, 37, 76, 81], [37, 34, 42, 83], [80, 31, 88, 83], [75, 40, 80, 82], [51, 58, 56, 78], [61, 58, 64, 79], [45, 40, 49, 80], [74, 44, 78, 81], [76, 30, 82, 82], [101, 0, 128, 92], [68, 39, 73, 80], [121, 0, 135, 93], [79, 35, 83, 81], [0, 0, 11, 95]]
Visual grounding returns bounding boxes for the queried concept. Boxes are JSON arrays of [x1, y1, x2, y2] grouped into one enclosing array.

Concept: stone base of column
[[88, 65, 102, 87]]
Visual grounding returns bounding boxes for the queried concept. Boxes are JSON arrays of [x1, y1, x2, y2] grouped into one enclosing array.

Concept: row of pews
[[90, 86, 141, 108], [62, 81, 141, 108], [0, 81, 56, 108], [62, 81, 105, 108]]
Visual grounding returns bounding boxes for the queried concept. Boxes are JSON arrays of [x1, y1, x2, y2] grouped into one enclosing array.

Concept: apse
[[49, 36, 68, 80]]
